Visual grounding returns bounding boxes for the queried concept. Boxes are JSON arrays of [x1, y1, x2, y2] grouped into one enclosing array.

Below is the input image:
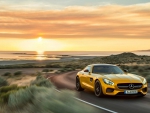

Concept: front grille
[[117, 83, 143, 90]]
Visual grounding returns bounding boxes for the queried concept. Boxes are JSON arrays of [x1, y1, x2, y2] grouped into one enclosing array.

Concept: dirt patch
[[7, 75, 36, 86]]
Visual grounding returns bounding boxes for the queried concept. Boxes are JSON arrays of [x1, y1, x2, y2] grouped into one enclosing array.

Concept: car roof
[[88, 64, 116, 67]]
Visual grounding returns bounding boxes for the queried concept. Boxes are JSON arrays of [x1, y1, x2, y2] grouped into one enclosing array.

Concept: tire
[[76, 76, 84, 91], [95, 80, 104, 97]]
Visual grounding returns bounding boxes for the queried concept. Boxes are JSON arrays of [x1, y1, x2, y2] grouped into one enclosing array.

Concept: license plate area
[[124, 90, 138, 94]]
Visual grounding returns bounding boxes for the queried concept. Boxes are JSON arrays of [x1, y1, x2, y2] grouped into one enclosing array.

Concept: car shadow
[[77, 89, 148, 101]]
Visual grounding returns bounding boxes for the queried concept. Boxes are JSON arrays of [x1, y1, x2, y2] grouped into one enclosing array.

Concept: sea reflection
[[36, 51, 60, 60], [36, 51, 46, 60]]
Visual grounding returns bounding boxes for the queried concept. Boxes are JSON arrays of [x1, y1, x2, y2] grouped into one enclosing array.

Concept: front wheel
[[95, 80, 104, 97], [76, 77, 84, 91]]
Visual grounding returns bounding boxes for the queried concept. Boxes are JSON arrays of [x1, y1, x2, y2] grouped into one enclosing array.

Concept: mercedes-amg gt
[[76, 64, 147, 97]]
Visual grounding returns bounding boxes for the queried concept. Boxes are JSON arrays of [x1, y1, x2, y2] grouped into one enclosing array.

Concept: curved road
[[50, 71, 150, 113]]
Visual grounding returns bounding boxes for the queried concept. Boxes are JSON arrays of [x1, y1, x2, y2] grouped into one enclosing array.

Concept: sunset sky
[[0, 0, 150, 51]]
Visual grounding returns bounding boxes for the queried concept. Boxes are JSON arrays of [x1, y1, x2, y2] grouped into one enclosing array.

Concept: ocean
[[0, 51, 149, 61]]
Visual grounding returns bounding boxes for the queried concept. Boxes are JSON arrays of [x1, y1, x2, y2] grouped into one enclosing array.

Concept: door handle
[[90, 78, 93, 82]]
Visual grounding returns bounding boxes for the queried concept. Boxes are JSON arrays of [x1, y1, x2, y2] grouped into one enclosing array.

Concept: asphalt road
[[50, 71, 150, 113]]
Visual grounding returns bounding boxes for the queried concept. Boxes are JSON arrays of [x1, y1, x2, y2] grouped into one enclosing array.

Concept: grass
[[146, 75, 150, 83], [119, 65, 150, 82], [14, 71, 22, 76], [30, 73, 54, 88], [58, 68, 75, 73], [6, 86, 94, 113], [42, 69, 50, 72], [0, 84, 17, 93], [0, 74, 94, 113], [120, 65, 150, 75], [0, 77, 8, 87], [2, 72, 11, 76], [0, 85, 26, 104]]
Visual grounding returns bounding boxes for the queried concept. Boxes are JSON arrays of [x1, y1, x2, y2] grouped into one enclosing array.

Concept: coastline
[[0, 56, 98, 65], [0, 51, 149, 66]]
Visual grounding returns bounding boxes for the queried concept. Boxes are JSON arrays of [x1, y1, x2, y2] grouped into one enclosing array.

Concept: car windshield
[[92, 65, 124, 74]]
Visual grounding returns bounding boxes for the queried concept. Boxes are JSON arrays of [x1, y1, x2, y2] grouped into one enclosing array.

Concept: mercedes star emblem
[[129, 84, 134, 89]]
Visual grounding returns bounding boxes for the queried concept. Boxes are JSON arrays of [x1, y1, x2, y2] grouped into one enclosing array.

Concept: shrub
[[7, 86, 94, 113], [14, 71, 22, 76], [146, 67, 150, 70], [0, 85, 17, 93], [42, 69, 49, 72], [8, 87, 34, 108], [146, 75, 150, 83], [138, 68, 144, 72], [49, 69, 54, 72], [0, 77, 8, 87], [132, 66, 139, 70], [0, 73, 94, 113], [45, 64, 62, 68], [64, 64, 73, 68], [0, 85, 27, 104], [0, 90, 16, 104], [59, 69, 66, 72], [68, 68, 75, 71], [140, 72, 150, 77], [57, 68, 75, 73], [30, 73, 53, 88], [2, 72, 11, 76]]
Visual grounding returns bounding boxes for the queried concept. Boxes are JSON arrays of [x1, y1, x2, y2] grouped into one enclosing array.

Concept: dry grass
[[7, 76, 36, 86], [0, 75, 95, 113]]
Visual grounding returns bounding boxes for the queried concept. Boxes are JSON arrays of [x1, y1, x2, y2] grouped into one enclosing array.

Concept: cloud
[[0, 3, 150, 39]]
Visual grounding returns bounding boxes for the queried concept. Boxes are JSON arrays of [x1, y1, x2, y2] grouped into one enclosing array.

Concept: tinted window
[[92, 65, 123, 74]]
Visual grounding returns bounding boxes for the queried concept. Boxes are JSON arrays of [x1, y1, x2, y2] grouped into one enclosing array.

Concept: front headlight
[[143, 78, 147, 85], [103, 78, 114, 86]]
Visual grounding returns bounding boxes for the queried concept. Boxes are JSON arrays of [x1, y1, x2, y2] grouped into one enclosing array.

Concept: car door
[[85, 66, 95, 90], [80, 66, 91, 88]]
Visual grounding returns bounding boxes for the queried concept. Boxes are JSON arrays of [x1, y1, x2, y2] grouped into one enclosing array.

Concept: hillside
[[70, 52, 149, 67], [38, 52, 150, 70], [88, 52, 150, 64]]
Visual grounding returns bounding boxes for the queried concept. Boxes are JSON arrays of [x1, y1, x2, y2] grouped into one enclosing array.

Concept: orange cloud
[[0, 3, 150, 39]]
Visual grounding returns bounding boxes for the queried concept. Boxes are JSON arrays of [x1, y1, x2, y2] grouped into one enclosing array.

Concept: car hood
[[100, 73, 143, 83]]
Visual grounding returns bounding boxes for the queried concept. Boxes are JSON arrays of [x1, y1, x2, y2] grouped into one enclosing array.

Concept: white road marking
[[74, 97, 118, 113], [55, 89, 118, 113]]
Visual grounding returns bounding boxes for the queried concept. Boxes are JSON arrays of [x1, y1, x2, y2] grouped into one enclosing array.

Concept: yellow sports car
[[76, 64, 147, 97]]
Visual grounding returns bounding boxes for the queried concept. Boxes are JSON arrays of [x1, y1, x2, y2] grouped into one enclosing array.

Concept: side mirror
[[124, 69, 128, 73], [84, 69, 89, 72]]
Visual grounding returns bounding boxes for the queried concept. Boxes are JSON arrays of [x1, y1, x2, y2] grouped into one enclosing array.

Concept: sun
[[38, 37, 42, 42]]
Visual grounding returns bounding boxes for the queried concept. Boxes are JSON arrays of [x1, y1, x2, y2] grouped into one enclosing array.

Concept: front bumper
[[101, 83, 148, 96]]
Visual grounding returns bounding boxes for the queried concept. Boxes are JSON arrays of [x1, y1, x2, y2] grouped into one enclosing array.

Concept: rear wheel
[[76, 77, 84, 91], [95, 80, 104, 97]]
